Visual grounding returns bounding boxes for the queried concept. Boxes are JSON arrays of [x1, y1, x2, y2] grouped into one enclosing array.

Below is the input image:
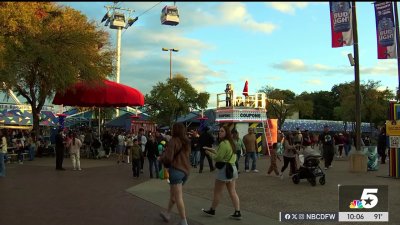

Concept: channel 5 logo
[[349, 188, 378, 209], [339, 185, 388, 212]]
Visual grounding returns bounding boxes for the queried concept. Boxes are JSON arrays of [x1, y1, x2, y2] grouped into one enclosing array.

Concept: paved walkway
[[127, 173, 287, 225], [1, 153, 399, 225]]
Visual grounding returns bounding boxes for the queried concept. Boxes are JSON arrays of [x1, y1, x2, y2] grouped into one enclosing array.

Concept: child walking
[[131, 138, 141, 178], [267, 143, 281, 176]]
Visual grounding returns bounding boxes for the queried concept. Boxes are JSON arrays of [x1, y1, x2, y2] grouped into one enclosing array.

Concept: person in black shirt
[[55, 128, 66, 170], [319, 125, 335, 170], [146, 135, 159, 178], [377, 127, 387, 164], [198, 127, 215, 173]]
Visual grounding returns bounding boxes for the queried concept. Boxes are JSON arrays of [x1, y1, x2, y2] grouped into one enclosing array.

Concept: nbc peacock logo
[[349, 200, 364, 209], [348, 188, 378, 209]]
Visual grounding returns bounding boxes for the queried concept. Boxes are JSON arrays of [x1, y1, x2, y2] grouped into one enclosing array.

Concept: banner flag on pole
[[374, 2, 397, 59], [329, 2, 353, 48]]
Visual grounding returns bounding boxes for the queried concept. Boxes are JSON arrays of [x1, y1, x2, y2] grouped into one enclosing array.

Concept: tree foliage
[[259, 80, 393, 130], [332, 81, 394, 128], [0, 2, 114, 135], [259, 85, 296, 129], [145, 75, 209, 126]]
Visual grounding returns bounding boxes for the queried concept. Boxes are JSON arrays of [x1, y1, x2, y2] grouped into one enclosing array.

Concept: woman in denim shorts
[[159, 123, 191, 225]]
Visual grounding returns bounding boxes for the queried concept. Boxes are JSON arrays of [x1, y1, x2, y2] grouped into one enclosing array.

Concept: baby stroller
[[292, 154, 325, 186]]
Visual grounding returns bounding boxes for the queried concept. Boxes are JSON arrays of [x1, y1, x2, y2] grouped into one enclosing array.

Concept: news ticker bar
[[279, 212, 389, 222]]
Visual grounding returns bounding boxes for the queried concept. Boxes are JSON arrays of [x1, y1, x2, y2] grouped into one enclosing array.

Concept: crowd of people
[[0, 122, 389, 225], [273, 125, 388, 179]]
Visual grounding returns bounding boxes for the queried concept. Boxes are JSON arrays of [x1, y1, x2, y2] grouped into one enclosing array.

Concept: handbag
[[215, 161, 225, 169], [225, 162, 234, 179], [215, 150, 234, 179]]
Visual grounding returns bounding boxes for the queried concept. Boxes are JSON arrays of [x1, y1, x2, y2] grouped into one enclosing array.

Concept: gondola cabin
[[161, 5, 179, 26], [110, 12, 126, 29]]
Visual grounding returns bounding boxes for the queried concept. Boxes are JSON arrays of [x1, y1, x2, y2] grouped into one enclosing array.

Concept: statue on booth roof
[[225, 83, 233, 107]]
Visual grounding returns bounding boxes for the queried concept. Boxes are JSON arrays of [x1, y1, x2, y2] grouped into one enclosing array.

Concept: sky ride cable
[[122, 1, 162, 36]]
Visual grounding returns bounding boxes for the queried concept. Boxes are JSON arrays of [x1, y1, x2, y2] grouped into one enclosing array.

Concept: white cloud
[[306, 79, 322, 85], [266, 2, 309, 15], [360, 60, 397, 76], [123, 50, 149, 60], [313, 64, 333, 71], [272, 59, 307, 72], [219, 3, 277, 34], [219, 2, 247, 22], [243, 20, 276, 34], [212, 60, 234, 65], [272, 59, 398, 80]]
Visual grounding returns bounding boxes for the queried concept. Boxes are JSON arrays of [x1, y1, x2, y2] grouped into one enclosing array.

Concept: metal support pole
[[394, 2, 400, 100], [352, 1, 361, 152], [116, 27, 122, 84], [169, 50, 172, 80], [98, 108, 101, 137], [116, 27, 122, 117]]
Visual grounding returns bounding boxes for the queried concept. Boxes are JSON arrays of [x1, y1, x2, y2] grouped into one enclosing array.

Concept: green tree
[[294, 92, 314, 119], [259, 85, 296, 129], [310, 91, 336, 120], [145, 75, 209, 126], [0, 2, 114, 136], [361, 80, 394, 128], [331, 82, 355, 125], [332, 81, 394, 132]]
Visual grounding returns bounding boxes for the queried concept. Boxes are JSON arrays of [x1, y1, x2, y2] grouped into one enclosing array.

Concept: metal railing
[[216, 92, 266, 109]]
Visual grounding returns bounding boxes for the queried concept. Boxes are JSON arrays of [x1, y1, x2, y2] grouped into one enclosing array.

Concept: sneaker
[[252, 169, 259, 173], [73, 168, 77, 171], [177, 220, 189, 225], [329, 165, 333, 168], [78, 168, 82, 171], [324, 167, 328, 170], [245, 170, 250, 173], [230, 211, 242, 220], [159, 211, 170, 222], [202, 208, 215, 216], [279, 173, 284, 179]]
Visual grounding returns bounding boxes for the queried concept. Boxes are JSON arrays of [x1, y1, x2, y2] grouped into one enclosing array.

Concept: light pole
[[162, 48, 179, 80], [101, 3, 138, 117]]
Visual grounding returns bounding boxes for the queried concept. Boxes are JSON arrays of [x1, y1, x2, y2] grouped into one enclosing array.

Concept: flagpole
[[394, 1, 400, 100], [352, 1, 361, 152]]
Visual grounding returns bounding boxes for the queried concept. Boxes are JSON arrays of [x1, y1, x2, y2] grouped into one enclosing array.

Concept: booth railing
[[216, 92, 266, 109]]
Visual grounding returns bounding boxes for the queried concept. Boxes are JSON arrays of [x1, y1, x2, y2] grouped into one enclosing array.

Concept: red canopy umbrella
[[242, 80, 249, 97], [52, 79, 144, 107]]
